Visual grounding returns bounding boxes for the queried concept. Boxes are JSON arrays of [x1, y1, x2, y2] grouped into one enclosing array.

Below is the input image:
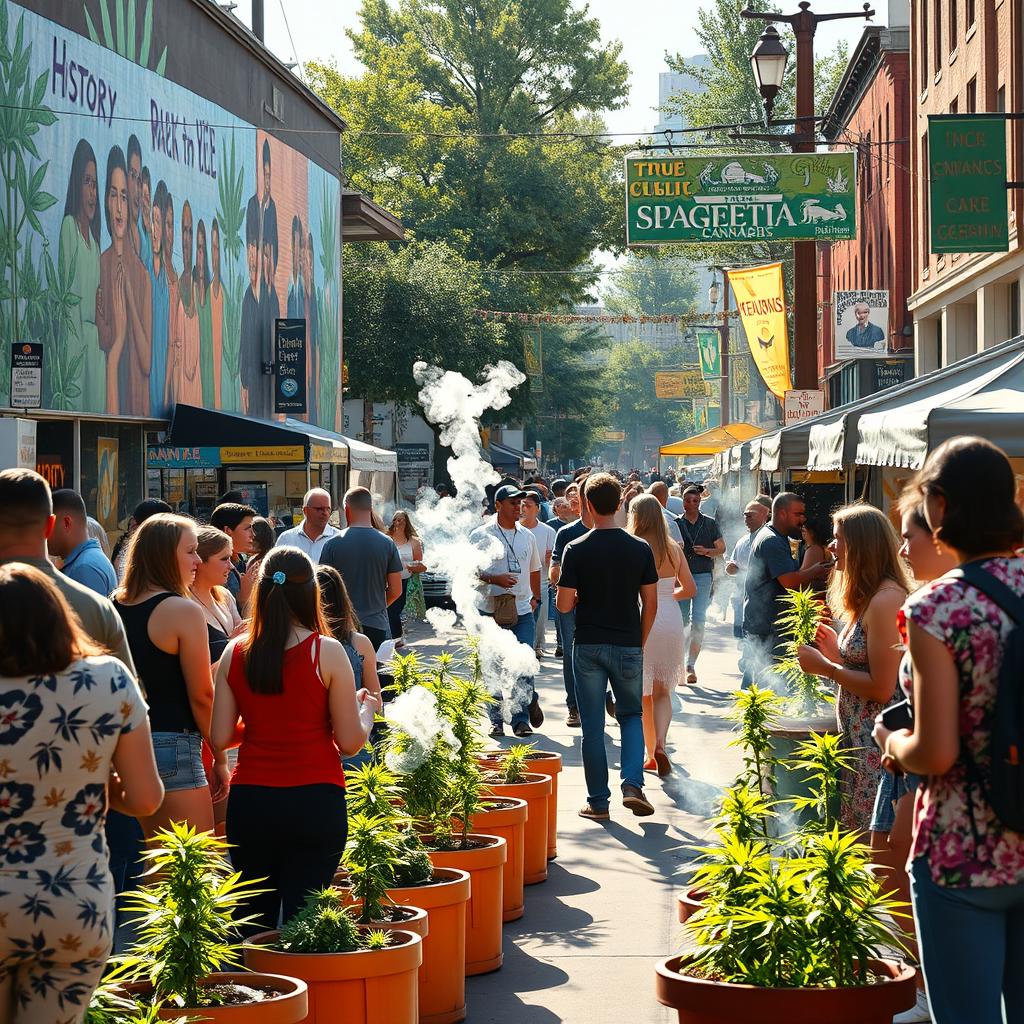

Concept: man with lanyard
[[472, 485, 543, 738], [275, 487, 339, 562], [675, 484, 725, 685]]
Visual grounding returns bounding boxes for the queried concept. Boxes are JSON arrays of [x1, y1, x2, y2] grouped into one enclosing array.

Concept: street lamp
[[750, 25, 789, 122], [708, 274, 721, 312]]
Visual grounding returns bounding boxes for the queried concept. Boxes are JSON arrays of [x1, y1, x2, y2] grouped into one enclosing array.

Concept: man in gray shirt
[[320, 486, 403, 650]]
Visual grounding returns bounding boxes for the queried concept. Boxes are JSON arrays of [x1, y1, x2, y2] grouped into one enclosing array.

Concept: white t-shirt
[[662, 507, 683, 543], [275, 521, 341, 563], [471, 519, 542, 616], [523, 520, 556, 590]]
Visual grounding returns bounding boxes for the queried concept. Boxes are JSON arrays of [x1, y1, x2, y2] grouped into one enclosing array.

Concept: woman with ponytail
[[211, 546, 377, 932]]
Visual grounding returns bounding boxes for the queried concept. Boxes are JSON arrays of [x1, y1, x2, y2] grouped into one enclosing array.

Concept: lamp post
[[708, 271, 731, 427], [741, 3, 873, 392]]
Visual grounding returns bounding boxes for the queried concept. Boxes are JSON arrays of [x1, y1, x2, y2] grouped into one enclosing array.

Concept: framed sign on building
[[834, 290, 889, 360]]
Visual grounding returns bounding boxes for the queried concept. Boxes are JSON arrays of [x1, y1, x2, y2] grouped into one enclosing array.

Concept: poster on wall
[[96, 437, 118, 531], [10, 342, 42, 408], [0, 0, 342, 428], [834, 290, 889, 360], [274, 318, 307, 414], [396, 443, 432, 506]]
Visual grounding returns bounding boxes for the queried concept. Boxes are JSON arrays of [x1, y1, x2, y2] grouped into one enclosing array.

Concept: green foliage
[[603, 252, 700, 319], [786, 732, 854, 834], [85, 979, 191, 1024], [727, 685, 780, 799], [716, 781, 775, 843], [83, 0, 167, 74], [214, 132, 246, 412], [364, 929, 390, 951], [343, 811, 406, 923], [316, 179, 340, 430], [116, 823, 265, 1009], [390, 834, 434, 888], [494, 742, 535, 785], [777, 587, 833, 715], [276, 890, 362, 954]]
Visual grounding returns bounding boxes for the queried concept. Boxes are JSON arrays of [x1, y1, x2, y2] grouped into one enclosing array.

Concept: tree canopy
[[603, 253, 700, 318]]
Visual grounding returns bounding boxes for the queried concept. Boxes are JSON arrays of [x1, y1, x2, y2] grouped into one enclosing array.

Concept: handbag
[[493, 593, 518, 626]]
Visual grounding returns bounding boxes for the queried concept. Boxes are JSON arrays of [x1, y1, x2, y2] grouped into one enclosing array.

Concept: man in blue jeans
[[472, 485, 543, 738], [557, 472, 658, 819]]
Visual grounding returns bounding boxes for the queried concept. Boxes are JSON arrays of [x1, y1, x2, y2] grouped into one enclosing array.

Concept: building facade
[[909, 0, 1024, 372], [818, 17, 915, 407]]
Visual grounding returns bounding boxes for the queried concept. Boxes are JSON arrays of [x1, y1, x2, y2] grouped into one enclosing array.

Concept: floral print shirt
[[0, 656, 148, 869], [903, 557, 1024, 888]]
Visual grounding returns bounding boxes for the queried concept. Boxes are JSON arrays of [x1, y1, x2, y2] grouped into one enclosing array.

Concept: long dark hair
[[103, 144, 127, 243], [239, 547, 328, 694], [315, 564, 360, 642], [64, 138, 100, 246], [250, 516, 276, 560], [194, 218, 211, 293]]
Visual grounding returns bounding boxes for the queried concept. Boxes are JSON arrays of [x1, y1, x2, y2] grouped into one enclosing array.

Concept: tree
[[603, 252, 700, 318]]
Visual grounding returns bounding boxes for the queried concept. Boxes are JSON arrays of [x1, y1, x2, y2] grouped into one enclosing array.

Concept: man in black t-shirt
[[557, 473, 658, 820]]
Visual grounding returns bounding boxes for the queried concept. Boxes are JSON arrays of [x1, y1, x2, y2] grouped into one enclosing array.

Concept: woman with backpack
[[874, 436, 1024, 1024]]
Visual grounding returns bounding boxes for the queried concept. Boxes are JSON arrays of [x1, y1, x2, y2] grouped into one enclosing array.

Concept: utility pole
[[742, 3, 874, 391]]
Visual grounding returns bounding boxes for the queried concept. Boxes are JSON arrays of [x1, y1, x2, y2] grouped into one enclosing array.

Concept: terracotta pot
[[480, 750, 562, 860], [676, 888, 706, 924], [121, 973, 308, 1023], [341, 902, 430, 940], [246, 929, 421, 1024], [482, 773, 551, 884], [655, 955, 917, 1024], [427, 834, 507, 976], [387, 868, 470, 1024], [467, 798, 528, 922]]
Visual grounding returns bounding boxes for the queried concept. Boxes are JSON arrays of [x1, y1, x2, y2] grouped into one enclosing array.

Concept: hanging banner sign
[[696, 328, 721, 379], [274, 319, 308, 414], [834, 290, 889, 360], [655, 369, 705, 399], [600, 429, 626, 442], [784, 389, 825, 425], [625, 152, 856, 245], [729, 262, 792, 399], [524, 328, 543, 392], [9, 342, 42, 409], [928, 115, 1008, 254]]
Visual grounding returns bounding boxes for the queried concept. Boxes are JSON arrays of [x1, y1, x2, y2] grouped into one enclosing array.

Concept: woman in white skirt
[[628, 495, 696, 776]]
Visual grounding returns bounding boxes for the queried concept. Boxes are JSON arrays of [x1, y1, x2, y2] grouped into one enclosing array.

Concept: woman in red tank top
[[211, 546, 376, 931]]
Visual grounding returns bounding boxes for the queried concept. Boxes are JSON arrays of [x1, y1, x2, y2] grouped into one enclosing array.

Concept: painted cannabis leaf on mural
[[83, 0, 167, 74], [215, 131, 245, 412], [317, 179, 340, 432]]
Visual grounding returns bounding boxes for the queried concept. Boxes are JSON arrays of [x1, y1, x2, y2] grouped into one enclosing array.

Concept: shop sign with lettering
[[274, 319, 307, 414], [147, 445, 222, 469], [928, 115, 1008, 253]]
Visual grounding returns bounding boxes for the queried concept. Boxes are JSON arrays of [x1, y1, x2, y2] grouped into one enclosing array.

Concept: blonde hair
[[388, 510, 419, 541], [627, 494, 671, 570], [828, 503, 910, 621], [116, 513, 197, 602]]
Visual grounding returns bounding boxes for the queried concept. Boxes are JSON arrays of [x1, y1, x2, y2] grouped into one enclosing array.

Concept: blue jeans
[[488, 613, 537, 728], [911, 856, 1024, 1024], [549, 587, 561, 646], [572, 644, 645, 809], [558, 608, 577, 711], [678, 572, 714, 665]]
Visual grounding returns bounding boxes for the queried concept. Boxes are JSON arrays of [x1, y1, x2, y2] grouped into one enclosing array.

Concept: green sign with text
[[625, 152, 857, 245], [928, 115, 1008, 254]]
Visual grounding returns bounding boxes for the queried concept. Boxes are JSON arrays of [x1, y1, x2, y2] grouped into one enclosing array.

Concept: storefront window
[[80, 421, 144, 538], [34, 420, 74, 492]]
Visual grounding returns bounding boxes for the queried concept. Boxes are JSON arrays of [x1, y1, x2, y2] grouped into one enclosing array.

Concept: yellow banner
[[655, 369, 704, 399], [729, 262, 792, 399], [219, 445, 306, 464]]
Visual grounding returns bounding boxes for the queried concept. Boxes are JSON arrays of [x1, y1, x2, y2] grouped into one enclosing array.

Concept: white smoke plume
[[383, 685, 460, 774], [412, 360, 539, 722]]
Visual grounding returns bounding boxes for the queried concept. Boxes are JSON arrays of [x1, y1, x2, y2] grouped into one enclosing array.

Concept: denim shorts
[[679, 572, 714, 629], [152, 731, 207, 792], [870, 769, 922, 832]]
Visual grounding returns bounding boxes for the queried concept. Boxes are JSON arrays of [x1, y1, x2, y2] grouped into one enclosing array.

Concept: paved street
[[403, 612, 744, 1023]]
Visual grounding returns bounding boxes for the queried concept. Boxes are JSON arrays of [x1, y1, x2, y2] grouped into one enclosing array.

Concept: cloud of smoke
[[383, 685, 460, 774], [412, 360, 539, 721]]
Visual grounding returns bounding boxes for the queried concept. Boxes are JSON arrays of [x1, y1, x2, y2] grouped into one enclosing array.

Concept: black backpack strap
[[949, 562, 1024, 625]]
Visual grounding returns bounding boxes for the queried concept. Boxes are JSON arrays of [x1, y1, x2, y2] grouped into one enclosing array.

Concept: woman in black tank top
[[191, 527, 242, 666], [113, 513, 219, 836]]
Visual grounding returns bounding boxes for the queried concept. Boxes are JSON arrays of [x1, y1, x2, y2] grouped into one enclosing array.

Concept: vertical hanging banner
[[696, 328, 721, 379], [728, 262, 792, 399], [274, 319, 307, 414], [524, 328, 544, 393], [96, 438, 119, 533]]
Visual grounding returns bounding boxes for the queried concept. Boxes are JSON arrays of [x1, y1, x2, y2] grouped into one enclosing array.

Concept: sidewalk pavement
[[400, 611, 745, 1023]]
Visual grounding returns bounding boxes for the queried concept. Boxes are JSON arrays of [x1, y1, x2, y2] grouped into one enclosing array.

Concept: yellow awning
[[659, 423, 766, 457]]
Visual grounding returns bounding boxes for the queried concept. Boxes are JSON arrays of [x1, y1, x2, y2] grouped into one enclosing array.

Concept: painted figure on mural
[[240, 195, 264, 417], [258, 139, 278, 274], [287, 215, 304, 319], [195, 218, 215, 408], [97, 144, 151, 416], [59, 138, 103, 414], [172, 199, 202, 405], [149, 180, 170, 417], [259, 204, 280, 416], [210, 217, 224, 407], [140, 165, 152, 273], [304, 228, 319, 424], [163, 190, 181, 408]]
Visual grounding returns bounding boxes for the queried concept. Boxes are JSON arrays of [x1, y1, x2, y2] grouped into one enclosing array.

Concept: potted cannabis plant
[[115, 823, 307, 1022]]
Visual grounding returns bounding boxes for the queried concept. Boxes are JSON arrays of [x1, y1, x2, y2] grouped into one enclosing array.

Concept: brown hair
[[238, 546, 328, 695], [0, 563, 103, 675], [627, 494, 671, 570], [251, 516, 276, 560], [388, 510, 419, 541], [584, 472, 621, 516], [828, 503, 910, 621], [895, 485, 929, 533], [116, 513, 197, 602], [196, 525, 231, 563], [0, 468, 51, 530], [315, 564, 361, 641], [344, 486, 373, 512]]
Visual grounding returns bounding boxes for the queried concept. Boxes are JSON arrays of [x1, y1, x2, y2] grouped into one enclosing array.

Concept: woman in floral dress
[[799, 503, 908, 834], [875, 437, 1024, 1024], [0, 564, 163, 1023]]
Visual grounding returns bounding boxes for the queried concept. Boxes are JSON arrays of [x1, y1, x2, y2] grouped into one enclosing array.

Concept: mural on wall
[[0, 0, 341, 428]]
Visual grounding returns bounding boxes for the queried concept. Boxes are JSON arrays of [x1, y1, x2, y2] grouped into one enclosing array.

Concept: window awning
[[488, 441, 537, 471], [659, 422, 765, 457], [342, 191, 406, 242]]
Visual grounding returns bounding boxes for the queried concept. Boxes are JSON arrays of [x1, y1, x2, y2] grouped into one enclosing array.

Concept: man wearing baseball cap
[[471, 484, 544, 737]]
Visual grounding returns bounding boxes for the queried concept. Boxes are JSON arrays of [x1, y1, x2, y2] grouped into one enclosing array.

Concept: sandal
[[654, 749, 672, 777]]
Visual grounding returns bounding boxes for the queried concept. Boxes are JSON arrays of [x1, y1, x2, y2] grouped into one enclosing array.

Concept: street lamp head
[[708, 275, 721, 310], [750, 24, 789, 121]]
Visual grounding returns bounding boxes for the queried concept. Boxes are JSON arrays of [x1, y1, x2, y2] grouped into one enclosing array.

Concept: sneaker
[[566, 709, 581, 728], [621, 784, 654, 816], [529, 694, 544, 728], [535, 647, 545, 658], [555, 646, 563, 658], [605, 693, 617, 721], [489, 724, 505, 738], [893, 989, 931, 1023], [513, 722, 534, 737], [578, 803, 610, 820]]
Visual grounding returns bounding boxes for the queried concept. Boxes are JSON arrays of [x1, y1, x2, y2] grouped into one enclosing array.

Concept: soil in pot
[[387, 867, 471, 1024], [246, 929, 421, 1024], [342, 901, 430, 940], [426, 833, 507, 976], [468, 797, 528, 922], [655, 954, 917, 1024], [482, 772, 551, 884], [122, 972, 308, 1023], [480, 750, 562, 860]]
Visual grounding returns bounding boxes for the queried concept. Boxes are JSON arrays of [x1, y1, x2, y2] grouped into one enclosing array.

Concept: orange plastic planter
[[428, 834, 507, 976], [468, 798, 528, 922], [483, 773, 551, 884], [246, 929, 421, 1024], [387, 868, 470, 1024], [122, 973, 308, 1023], [480, 750, 562, 859]]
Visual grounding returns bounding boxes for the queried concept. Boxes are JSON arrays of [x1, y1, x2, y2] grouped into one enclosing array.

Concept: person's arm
[[352, 632, 382, 703], [555, 583, 577, 613], [109, 720, 164, 817], [322, 637, 377, 755], [672, 543, 697, 600], [530, 568, 541, 606], [799, 544, 825, 571], [238, 557, 259, 610], [211, 642, 243, 752], [639, 581, 658, 645], [385, 571, 403, 607], [175, 599, 216, 744], [409, 538, 427, 573], [776, 562, 831, 591]]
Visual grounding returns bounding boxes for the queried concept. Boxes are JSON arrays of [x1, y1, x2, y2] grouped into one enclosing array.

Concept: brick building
[[909, 0, 1024, 372], [817, 16, 915, 407]]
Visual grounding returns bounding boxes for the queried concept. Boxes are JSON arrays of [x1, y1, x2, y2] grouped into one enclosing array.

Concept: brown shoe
[[605, 693, 617, 721], [578, 803, 610, 821], [685, 665, 697, 685], [529, 694, 544, 728], [621, 784, 654, 816], [566, 709, 581, 728]]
